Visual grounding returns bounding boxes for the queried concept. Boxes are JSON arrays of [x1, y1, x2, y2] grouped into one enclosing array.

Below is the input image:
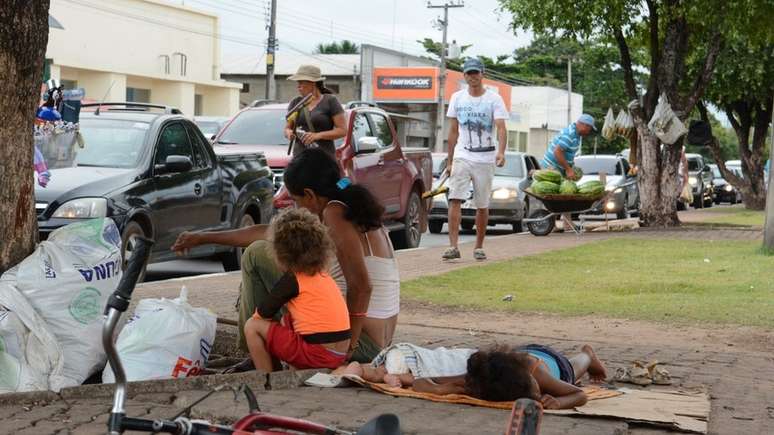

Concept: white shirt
[[447, 89, 509, 164]]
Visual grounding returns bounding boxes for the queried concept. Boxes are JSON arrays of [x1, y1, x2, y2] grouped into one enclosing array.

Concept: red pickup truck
[[212, 102, 432, 249]]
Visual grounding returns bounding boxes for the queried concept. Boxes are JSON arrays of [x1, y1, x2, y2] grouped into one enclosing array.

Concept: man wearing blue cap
[[443, 58, 509, 261], [541, 114, 596, 180]]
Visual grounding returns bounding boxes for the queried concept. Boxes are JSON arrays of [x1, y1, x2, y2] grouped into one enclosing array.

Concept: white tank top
[[325, 201, 401, 319]]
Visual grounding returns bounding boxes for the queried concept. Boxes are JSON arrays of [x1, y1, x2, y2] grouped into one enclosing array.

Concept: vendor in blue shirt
[[541, 114, 596, 179]]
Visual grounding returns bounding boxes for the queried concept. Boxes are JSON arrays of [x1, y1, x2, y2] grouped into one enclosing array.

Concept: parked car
[[427, 151, 541, 234], [709, 164, 741, 204], [686, 153, 714, 208], [573, 155, 639, 219], [193, 116, 229, 140], [35, 103, 275, 278], [212, 102, 433, 249]]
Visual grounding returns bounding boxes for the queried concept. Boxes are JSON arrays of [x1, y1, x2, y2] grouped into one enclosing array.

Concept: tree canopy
[[314, 40, 359, 54]]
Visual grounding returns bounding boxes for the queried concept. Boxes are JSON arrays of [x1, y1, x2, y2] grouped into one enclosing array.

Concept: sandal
[[613, 362, 652, 386]]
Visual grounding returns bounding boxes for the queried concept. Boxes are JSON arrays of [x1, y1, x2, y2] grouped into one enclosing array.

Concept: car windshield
[[42, 119, 148, 168], [218, 109, 287, 145], [494, 157, 524, 177], [711, 166, 722, 178], [574, 158, 619, 175], [687, 159, 702, 171], [195, 121, 223, 138]]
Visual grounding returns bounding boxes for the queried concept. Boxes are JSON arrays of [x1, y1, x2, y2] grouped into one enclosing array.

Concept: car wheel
[[221, 213, 255, 271], [121, 221, 148, 283], [526, 209, 554, 236], [390, 191, 422, 249], [704, 194, 713, 208], [428, 220, 443, 234], [512, 221, 523, 233], [461, 221, 474, 231]]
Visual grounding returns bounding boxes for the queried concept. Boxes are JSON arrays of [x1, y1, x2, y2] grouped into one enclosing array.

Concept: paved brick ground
[[1, 222, 771, 434]]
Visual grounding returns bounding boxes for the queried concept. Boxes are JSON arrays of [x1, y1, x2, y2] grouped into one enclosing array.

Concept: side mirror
[[156, 155, 193, 174], [356, 136, 379, 154], [209, 134, 217, 142]]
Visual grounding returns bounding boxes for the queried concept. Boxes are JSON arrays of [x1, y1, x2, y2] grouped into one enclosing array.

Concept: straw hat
[[288, 64, 325, 82]]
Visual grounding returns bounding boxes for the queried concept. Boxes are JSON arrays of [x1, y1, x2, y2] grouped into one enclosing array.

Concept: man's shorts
[[266, 314, 347, 370], [447, 158, 495, 209]]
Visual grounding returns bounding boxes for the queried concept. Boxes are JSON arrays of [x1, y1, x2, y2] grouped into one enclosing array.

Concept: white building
[[510, 86, 584, 157], [46, 0, 240, 116]]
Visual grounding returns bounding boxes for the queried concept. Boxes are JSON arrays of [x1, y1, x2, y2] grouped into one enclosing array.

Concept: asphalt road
[[144, 223, 517, 282]]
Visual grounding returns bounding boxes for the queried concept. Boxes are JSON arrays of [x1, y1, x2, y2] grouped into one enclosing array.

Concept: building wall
[[222, 74, 359, 107], [510, 86, 583, 131], [46, 0, 240, 115]]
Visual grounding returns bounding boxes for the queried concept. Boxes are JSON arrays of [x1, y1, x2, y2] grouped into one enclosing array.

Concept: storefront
[[366, 66, 514, 151]]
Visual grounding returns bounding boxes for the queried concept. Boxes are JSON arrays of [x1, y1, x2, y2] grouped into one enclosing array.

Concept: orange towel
[[346, 376, 621, 410]]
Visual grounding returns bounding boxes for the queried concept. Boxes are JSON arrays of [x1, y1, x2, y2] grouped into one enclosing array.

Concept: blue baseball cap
[[462, 58, 484, 74], [577, 113, 597, 131]]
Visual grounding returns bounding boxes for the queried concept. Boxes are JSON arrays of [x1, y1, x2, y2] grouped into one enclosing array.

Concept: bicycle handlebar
[[105, 236, 153, 315]]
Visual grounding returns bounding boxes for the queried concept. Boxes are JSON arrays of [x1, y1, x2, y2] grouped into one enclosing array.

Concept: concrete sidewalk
[[1, 226, 770, 434]]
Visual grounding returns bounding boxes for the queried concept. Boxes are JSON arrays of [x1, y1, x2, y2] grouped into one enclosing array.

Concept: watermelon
[[559, 180, 578, 194], [531, 180, 560, 195], [578, 180, 605, 195], [569, 166, 584, 181], [533, 169, 562, 184]]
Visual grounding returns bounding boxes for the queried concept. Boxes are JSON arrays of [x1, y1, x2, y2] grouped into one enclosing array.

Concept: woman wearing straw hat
[[284, 64, 347, 156]]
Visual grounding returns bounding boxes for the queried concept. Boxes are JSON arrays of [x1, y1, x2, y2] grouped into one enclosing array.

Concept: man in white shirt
[[442, 58, 508, 261]]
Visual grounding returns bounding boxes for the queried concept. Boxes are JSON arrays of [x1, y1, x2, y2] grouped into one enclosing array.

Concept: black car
[[710, 164, 741, 204], [35, 103, 274, 276]]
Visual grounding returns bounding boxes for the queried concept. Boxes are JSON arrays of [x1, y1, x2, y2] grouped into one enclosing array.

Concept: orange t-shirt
[[288, 272, 350, 336]]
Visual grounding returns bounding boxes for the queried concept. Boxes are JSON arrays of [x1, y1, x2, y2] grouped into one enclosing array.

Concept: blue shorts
[[517, 344, 575, 384]]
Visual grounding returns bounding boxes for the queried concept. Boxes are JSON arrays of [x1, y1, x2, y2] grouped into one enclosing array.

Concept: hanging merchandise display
[[602, 108, 616, 141], [648, 93, 688, 145]]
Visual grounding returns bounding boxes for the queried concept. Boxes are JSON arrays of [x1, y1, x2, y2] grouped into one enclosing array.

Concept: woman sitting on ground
[[243, 208, 350, 371], [337, 343, 607, 410], [171, 148, 400, 363]]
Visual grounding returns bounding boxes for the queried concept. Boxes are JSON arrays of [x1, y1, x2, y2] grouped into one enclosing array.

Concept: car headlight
[[52, 198, 107, 219], [491, 188, 517, 200], [688, 176, 698, 186], [724, 184, 733, 192]]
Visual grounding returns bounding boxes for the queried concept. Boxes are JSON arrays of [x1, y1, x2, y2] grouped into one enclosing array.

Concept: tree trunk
[[635, 119, 681, 227], [0, 1, 50, 274]]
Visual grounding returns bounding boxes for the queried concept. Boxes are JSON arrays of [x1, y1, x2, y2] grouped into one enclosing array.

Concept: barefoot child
[[243, 209, 350, 371], [337, 343, 607, 410]]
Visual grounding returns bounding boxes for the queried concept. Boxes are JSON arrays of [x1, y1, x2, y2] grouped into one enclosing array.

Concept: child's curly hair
[[269, 208, 333, 275], [465, 345, 538, 402]]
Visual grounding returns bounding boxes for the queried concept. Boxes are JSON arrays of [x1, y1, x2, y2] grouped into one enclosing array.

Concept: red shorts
[[266, 316, 347, 370]]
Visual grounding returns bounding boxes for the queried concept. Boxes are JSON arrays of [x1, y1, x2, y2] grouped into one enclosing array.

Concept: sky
[[175, 0, 533, 64]]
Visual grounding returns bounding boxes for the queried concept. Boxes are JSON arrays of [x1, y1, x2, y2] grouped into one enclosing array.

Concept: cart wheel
[[527, 209, 554, 236]]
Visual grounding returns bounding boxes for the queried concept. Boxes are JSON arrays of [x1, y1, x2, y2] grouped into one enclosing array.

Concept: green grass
[[695, 207, 765, 227], [403, 239, 774, 328]]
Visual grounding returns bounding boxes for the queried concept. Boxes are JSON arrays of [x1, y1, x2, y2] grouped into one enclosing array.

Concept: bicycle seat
[[356, 414, 401, 435]]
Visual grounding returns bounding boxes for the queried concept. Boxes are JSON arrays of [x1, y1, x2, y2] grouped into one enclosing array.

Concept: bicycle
[[103, 236, 400, 435]]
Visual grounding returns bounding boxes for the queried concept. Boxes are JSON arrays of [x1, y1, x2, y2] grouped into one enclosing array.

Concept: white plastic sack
[[648, 94, 688, 145], [102, 287, 216, 383], [0, 297, 65, 393], [601, 108, 616, 141], [2, 218, 122, 389]]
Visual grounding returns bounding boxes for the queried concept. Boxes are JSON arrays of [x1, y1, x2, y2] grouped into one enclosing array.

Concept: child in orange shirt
[[243, 208, 350, 371]]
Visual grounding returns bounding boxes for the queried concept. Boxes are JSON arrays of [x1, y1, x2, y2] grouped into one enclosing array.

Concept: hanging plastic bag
[[102, 286, 216, 383], [648, 94, 688, 145], [1, 218, 122, 389], [680, 183, 693, 204], [619, 110, 634, 136], [601, 108, 616, 141], [614, 110, 627, 136]]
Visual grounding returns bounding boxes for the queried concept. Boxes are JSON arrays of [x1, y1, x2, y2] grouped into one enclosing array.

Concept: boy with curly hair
[[243, 208, 350, 371]]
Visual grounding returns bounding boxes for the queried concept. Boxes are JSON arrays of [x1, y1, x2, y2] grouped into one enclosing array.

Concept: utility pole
[[764, 94, 774, 251], [428, 1, 464, 152], [566, 57, 572, 125], [265, 0, 278, 100]]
